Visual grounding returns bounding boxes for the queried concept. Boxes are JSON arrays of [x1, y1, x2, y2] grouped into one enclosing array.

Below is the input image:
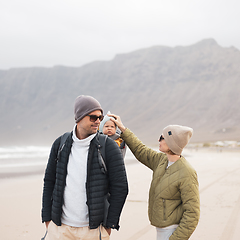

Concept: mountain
[[1, 39, 240, 146]]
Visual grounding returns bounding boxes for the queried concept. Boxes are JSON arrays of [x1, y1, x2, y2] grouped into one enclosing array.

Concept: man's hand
[[104, 227, 112, 235], [107, 113, 126, 133], [45, 221, 50, 229]]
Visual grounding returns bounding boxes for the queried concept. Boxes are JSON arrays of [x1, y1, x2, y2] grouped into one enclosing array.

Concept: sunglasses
[[87, 114, 104, 122], [159, 135, 164, 142]]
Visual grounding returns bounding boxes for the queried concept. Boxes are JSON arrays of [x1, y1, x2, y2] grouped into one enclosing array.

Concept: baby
[[99, 111, 127, 158]]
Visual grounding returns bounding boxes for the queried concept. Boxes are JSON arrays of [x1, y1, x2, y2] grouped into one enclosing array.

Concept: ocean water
[[0, 146, 50, 168], [0, 145, 136, 170]]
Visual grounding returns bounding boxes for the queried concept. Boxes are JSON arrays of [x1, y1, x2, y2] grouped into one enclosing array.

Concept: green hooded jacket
[[121, 129, 200, 240]]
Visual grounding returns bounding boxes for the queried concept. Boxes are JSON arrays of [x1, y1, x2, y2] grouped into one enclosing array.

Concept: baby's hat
[[99, 111, 115, 133]]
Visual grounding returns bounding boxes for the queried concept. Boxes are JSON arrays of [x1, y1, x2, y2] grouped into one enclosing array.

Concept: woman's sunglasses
[[87, 114, 104, 122], [159, 135, 164, 142]]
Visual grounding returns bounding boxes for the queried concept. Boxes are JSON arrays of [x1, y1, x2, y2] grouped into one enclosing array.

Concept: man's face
[[76, 110, 103, 139]]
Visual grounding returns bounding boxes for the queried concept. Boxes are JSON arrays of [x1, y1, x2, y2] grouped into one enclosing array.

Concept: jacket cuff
[[105, 222, 120, 230], [120, 128, 131, 139]]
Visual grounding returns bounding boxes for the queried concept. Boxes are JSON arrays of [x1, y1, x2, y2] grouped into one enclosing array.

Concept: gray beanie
[[74, 95, 103, 123], [99, 111, 116, 133], [162, 125, 193, 155]]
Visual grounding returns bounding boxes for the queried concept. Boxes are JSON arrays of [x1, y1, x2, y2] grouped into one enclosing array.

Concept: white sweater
[[61, 125, 96, 227]]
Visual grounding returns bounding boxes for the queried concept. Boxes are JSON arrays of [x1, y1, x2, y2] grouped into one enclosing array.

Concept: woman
[[108, 113, 200, 240]]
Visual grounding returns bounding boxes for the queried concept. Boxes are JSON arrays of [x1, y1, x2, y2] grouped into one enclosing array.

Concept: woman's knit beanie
[[162, 125, 193, 155], [74, 95, 103, 123]]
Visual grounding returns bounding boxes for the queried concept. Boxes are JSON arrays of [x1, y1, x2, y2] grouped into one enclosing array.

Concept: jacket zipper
[[163, 199, 166, 221]]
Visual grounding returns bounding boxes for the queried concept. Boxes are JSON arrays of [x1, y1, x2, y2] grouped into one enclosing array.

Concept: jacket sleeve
[[41, 137, 60, 223], [121, 128, 165, 170], [170, 170, 200, 240], [105, 137, 128, 230]]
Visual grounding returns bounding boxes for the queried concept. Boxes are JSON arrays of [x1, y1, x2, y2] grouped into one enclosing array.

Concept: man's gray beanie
[[74, 95, 103, 123]]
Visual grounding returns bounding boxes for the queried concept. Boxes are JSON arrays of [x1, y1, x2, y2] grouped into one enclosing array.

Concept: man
[[42, 95, 128, 240]]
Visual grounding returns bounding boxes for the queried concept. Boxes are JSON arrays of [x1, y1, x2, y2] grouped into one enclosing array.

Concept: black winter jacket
[[42, 132, 128, 230]]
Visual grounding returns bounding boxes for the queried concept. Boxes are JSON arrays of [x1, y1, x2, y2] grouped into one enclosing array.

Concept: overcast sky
[[1, 0, 239, 69]]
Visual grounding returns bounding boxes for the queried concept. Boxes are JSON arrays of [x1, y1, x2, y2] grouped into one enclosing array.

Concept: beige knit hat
[[162, 125, 193, 155]]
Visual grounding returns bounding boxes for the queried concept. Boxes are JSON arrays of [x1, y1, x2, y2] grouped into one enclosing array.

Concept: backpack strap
[[56, 132, 71, 162], [120, 140, 126, 149], [97, 133, 108, 174], [55, 132, 107, 174]]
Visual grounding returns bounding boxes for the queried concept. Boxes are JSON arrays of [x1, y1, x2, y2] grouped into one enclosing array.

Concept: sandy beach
[[1, 147, 240, 240]]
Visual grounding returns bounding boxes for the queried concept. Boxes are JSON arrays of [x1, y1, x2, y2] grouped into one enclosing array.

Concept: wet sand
[[0, 148, 240, 240]]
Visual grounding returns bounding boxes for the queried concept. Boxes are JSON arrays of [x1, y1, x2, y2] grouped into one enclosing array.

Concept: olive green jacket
[[121, 129, 200, 240]]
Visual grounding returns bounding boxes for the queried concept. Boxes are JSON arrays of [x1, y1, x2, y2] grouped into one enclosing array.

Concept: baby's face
[[102, 120, 116, 136]]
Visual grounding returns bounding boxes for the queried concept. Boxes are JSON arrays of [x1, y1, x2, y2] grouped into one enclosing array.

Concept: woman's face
[[102, 120, 116, 136], [158, 134, 170, 153]]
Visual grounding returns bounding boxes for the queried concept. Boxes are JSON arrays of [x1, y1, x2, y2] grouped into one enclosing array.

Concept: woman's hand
[[107, 113, 126, 133]]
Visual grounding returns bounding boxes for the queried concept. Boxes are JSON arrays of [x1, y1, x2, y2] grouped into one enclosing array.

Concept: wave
[[0, 146, 50, 159]]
